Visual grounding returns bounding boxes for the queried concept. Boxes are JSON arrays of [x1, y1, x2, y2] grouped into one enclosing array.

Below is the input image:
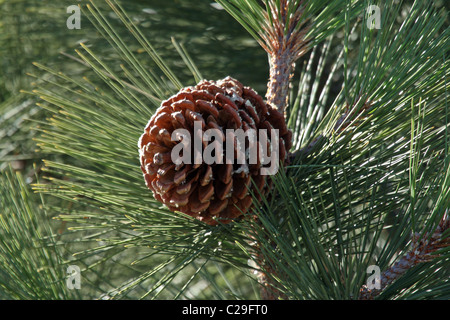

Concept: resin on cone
[[139, 77, 292, 225]]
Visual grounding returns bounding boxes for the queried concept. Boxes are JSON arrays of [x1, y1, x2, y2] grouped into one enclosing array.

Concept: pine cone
[[138, 76, 292, 225]]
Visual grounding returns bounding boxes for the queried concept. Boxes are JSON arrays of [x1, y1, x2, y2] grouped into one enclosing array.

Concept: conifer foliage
[[0, 0, 449, 300]]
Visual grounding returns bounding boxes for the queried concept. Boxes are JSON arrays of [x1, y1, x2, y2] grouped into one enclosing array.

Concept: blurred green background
[[0, 0, 268, 102], [0, 0, 448, 300], [0, 0, 270, 175]]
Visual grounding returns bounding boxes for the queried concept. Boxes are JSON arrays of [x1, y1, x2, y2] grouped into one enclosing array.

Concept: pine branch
[[359, 212, 450, 300], [263, 0, 310, 115], [218, 0, 311, 300], [19, 0, 448, 300]]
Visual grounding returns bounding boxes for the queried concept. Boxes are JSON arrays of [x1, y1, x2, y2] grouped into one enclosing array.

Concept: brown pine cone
[[138, 76, 292, 225]]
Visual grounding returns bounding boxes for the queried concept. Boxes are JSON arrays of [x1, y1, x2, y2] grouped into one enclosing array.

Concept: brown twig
[[262, 0, 310, 115], [359, 212, 450, 300]]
